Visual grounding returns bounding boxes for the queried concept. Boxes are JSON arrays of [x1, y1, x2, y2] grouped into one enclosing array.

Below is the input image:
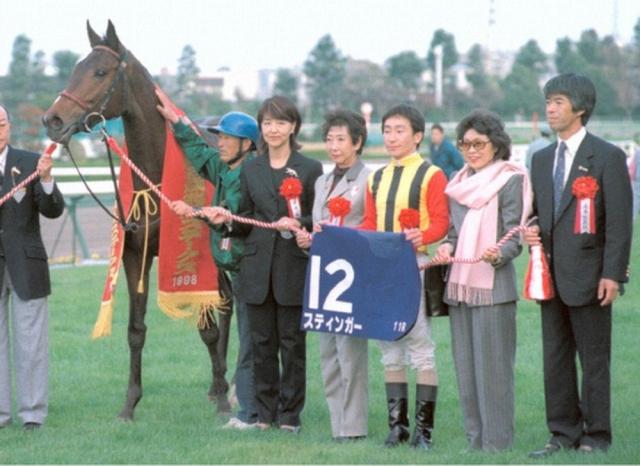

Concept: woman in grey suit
[[295, 110, 370, 442], [435, 110, 532, 451]]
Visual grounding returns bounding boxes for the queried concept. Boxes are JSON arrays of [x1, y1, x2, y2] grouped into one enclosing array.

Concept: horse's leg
[[199, 271, 233, 414], [118, 250, 154, 421]]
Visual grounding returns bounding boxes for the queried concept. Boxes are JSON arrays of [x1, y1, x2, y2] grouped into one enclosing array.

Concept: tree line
[[1, 20, 640, 150]]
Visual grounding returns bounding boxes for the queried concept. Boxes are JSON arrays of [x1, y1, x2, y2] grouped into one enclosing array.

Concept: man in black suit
[[0, 104, 64, 431], [526, 74, 633, 457]]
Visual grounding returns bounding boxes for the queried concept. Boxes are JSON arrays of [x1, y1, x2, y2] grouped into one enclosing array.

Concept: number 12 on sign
[[308, 255, 354, 313]]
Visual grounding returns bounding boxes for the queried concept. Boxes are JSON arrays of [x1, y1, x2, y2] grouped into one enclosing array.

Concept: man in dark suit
[[526, 74, 633, 457], [0, 104, 64, 431]]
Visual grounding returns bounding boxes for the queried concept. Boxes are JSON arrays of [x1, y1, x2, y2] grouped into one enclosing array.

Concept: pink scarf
[[445, 160, 532, 306]]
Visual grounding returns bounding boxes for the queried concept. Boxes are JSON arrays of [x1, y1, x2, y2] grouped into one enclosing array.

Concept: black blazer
[[530, 132, 632, 307], [0, 146, 65, 300], [234, 151, 323, 306]]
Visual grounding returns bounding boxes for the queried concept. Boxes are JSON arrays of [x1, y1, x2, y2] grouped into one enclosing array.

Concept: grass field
[[0, 225, 638, 464]]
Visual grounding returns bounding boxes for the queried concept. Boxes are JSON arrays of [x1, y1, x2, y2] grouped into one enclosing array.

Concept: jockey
[[156, 90, 259, 429]]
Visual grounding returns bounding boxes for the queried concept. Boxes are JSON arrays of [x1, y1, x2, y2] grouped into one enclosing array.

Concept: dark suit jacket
[[530, 132, 632, 307], [234, 151, 323, 306], [0, 146, 65, 300]]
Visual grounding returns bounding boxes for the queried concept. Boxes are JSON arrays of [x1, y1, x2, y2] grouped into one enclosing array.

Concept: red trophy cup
[[523, 244, 555, 301]]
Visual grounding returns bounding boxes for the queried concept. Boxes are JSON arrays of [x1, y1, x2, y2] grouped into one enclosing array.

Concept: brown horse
[[42, 21, 232, 420]]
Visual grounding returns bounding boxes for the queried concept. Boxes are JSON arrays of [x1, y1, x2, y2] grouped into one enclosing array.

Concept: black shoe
[[529, 443, 562, 459], [384, 383, 410, 448], [410, 385, 437, 450], [385, 425, 410, 447], [334, 435, 366, 443], [22, 422, 41, 431], [578, 443, 608, 454], [279, 424, 301, 434]]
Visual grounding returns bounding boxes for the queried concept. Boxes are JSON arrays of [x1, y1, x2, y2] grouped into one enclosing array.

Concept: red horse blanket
[[92, 91, 220, 338]]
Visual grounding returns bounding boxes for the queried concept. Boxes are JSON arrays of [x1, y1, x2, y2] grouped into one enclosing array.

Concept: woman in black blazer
[[215, 96, 323, 432]]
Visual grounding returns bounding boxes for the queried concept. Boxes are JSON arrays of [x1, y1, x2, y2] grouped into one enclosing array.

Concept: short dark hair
[[456, 110, 511, 161], [322, 109, 368, 155], [0, 104, 10, 122], [381, 104, 426, 148], [431, 123, 444, 133], [256, 95, 302, 155], [543, 73, 596, 126]]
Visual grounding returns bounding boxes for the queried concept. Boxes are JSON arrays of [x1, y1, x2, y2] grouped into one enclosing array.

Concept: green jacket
[[173, 121, 254, 273]]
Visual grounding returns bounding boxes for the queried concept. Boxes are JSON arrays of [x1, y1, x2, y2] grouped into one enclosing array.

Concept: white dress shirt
[[0, 145, 55, 194], [553, 126, 587, 187], [0, 145, 8, 175]]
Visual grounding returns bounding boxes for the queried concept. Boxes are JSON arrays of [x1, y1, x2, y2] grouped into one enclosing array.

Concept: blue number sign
[[301, 225, 421, 341]]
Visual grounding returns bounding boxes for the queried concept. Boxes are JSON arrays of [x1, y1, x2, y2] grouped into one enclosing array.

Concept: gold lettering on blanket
[[176, 161, 208, 275]]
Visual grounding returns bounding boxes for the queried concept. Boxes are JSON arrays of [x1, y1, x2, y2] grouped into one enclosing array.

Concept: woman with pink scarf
[[435, 110, 532, 451]]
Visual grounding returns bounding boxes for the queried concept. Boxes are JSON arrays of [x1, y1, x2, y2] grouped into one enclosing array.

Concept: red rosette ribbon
[[398, 208, 420, 231], [279, 176, 303, 218], [327, 196, 352, 226], [571, 176, 599, 234]]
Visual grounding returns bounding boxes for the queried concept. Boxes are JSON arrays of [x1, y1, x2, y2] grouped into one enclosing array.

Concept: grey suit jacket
[[444, 174, 524, 306], [312, 159, 370, 227]]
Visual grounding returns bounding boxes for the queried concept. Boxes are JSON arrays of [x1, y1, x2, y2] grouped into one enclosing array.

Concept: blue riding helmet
[[207, 111, 259, 146]]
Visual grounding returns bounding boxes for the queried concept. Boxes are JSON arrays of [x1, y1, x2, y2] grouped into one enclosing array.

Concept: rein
[[63, 128, 139, 232]]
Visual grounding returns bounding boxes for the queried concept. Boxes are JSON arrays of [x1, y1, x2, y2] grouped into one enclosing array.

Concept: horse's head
[[43, 20, 131, 144]]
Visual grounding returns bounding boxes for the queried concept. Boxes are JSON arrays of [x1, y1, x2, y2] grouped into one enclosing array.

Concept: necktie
[[553, 142, 567, 215]]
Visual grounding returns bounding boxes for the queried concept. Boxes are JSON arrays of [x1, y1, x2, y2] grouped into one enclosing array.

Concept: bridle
[[57, 45, 143, 232], [58, 45, 129, 130]]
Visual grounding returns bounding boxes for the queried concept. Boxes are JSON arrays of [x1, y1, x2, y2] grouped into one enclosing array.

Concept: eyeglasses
[[457, 139, 491, 152]]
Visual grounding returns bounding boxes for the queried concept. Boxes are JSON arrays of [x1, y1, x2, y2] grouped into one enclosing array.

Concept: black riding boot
[[410, 384, 437, 450], [384, 383, 410, 447]]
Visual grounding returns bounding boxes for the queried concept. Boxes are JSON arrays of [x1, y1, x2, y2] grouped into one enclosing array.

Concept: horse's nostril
[[47, 115, 64, 130]]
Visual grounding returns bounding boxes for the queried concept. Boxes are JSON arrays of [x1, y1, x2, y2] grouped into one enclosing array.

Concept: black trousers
[[246, 288, 306, 426], [541, 296, 612, 449]]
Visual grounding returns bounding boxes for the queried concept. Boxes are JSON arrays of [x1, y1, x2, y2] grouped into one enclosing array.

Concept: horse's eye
[[95, 69, 108, 78]]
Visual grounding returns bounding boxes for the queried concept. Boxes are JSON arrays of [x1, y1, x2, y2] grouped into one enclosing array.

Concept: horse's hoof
[[117, 411, 134, 422], [216, 397, 232, 415]]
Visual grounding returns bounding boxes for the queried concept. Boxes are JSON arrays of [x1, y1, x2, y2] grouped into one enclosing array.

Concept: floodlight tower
[[613, 0, 620, 44], [487, 0, 496, 52]]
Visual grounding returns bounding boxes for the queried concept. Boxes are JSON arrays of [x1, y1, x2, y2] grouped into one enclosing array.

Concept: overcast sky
[[1, 0, 638, 76]]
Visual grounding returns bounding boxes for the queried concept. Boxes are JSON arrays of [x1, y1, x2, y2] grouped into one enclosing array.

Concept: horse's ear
[[105, 19, 123, 53], [87, 20, 102, 48]]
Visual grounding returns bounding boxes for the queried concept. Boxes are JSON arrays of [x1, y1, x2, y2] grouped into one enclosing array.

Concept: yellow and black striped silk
[[368, 153, 440, 240]]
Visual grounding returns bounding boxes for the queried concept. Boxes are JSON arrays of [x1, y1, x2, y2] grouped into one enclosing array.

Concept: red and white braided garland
[[105, 136, 172, 206], [0, 143, 57, 208], [105, 135, 534, 253], [215, 211, 313, 240], [421, 221, 535, 270], [105, 135, 313, 239]]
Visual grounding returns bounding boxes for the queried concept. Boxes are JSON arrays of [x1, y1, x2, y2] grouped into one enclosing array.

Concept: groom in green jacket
[[156, 90, 259, 429]]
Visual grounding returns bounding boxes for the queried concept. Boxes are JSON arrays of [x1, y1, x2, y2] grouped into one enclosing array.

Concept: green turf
[[0, 223, 638, 464]]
